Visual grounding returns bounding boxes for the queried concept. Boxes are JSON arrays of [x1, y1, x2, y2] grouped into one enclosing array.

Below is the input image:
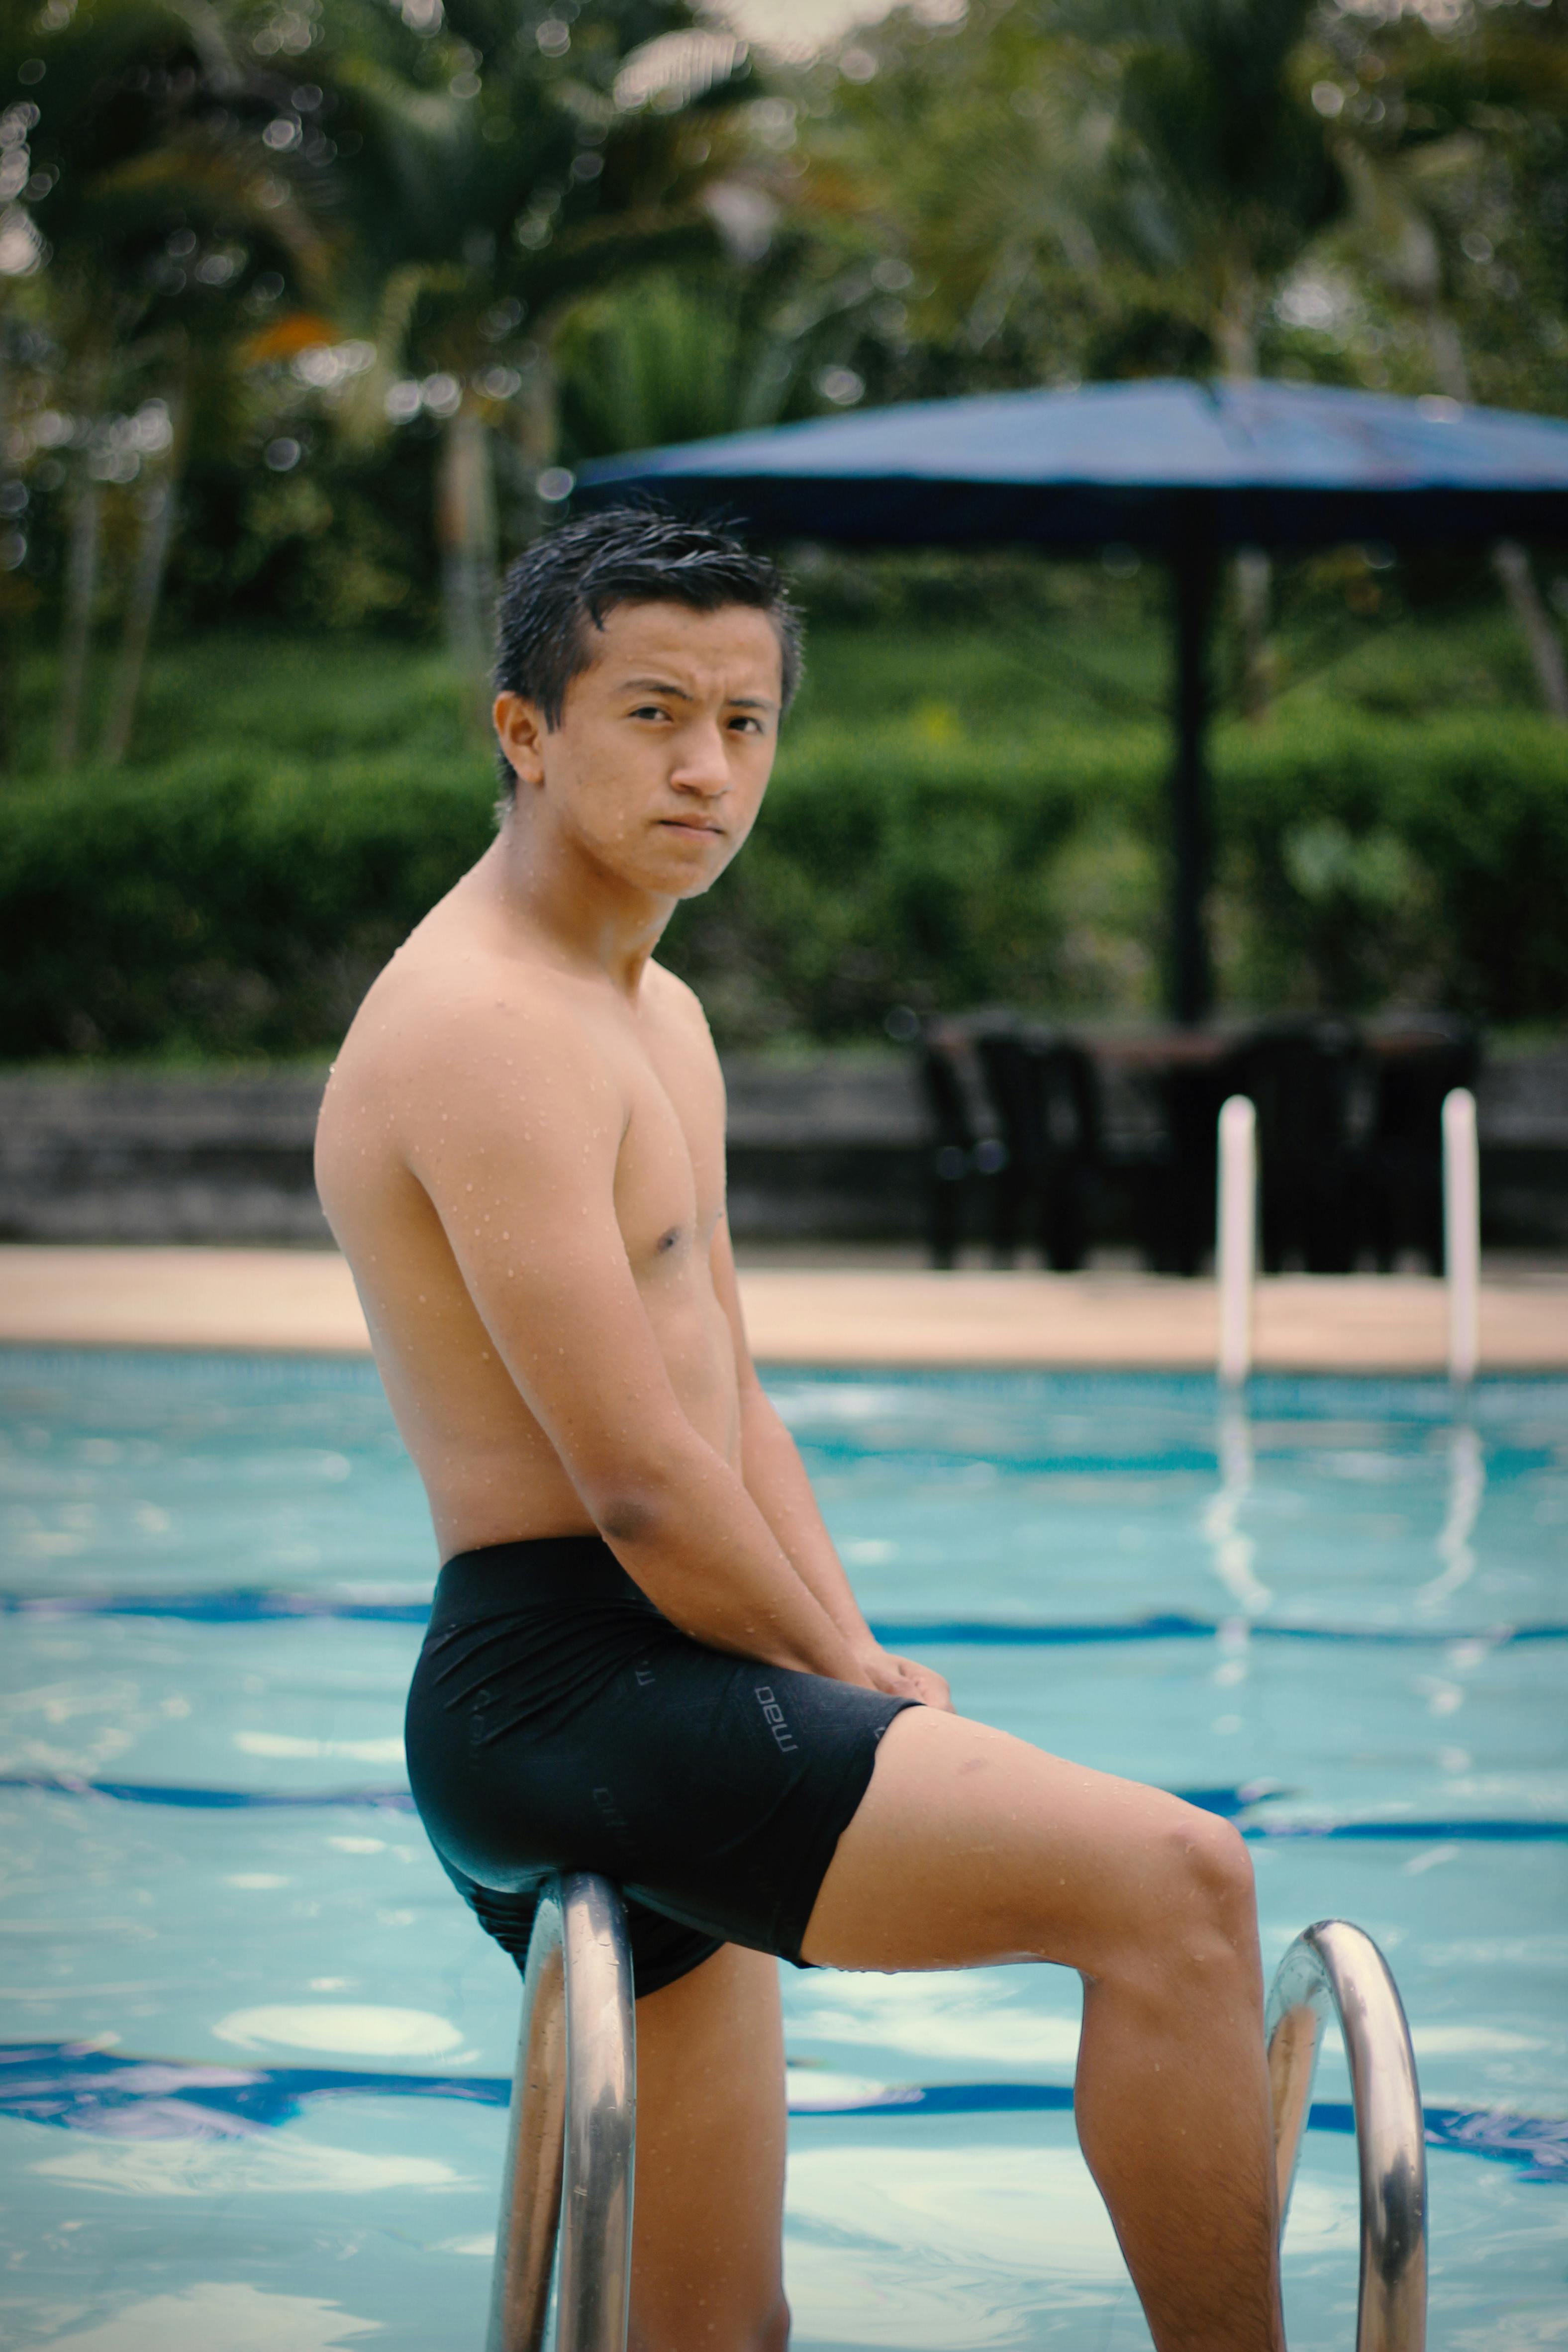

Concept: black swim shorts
[[404, 1534, 916, 1999]]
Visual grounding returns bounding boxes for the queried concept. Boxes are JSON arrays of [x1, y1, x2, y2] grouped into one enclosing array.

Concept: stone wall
[[0, 1047, 1565, 1251], [0, 1058, 930, 1248]]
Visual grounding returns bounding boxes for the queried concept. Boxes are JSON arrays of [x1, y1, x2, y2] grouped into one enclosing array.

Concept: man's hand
[[856, 1646, 954, 1713]]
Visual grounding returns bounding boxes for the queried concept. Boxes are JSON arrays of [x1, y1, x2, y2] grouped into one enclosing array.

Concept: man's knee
[[1101, 1799, 1257, 1990], [1190, 1800, 1255, 1912], [1156, 1804, 1256, 1962]]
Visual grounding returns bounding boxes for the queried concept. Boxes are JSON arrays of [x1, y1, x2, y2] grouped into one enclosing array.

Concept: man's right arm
[[400, 999, 873, 1688]]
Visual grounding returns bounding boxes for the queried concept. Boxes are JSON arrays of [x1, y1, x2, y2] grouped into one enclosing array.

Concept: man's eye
[[729, 715, 764, 734], [629, 704, 668, 720]]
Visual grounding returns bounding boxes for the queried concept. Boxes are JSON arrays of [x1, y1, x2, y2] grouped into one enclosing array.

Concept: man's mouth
[[658, 817, 723, 835]]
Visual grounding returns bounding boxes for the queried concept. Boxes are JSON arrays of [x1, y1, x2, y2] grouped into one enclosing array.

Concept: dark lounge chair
[[892, 1012, 1008, 1269], [1226, 1021, 1365, 1274], [972, 1026, 1100, 1272]]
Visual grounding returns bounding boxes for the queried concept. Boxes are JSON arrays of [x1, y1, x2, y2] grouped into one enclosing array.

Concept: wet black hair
[[492, 503, 802, 793]]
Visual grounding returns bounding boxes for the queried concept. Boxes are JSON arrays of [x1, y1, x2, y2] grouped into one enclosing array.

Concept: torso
[[314, 868, 737, 1562]]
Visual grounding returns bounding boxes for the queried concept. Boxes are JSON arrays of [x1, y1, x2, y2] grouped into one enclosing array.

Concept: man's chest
[[610, 1033, 726, 1262]]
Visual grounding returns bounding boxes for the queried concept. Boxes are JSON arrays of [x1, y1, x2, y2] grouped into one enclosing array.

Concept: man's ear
[[494, 692, 549, 790]]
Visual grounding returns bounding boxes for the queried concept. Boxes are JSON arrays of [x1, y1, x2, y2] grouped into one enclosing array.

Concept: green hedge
[[1217, 712, 1568, 1019], [2, 711, 1566, 1059], [0, 752, 496, 1059], [664, 728, 1168, 1040]]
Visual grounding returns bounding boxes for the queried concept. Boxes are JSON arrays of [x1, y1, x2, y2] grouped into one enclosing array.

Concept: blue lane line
[[1243, 1819, 1568, 1843], [3, 1590, 1565, 1645], [0, 1591, 437, 1626], [0, 1775, 419, 1812], [0, 1777, 1246, 1822], [871, 1618, 1568, 1648], [791, 1439, 1559, 1477], [1, 1773, 1564, 1842], [0, 2043, 1560, 2182]]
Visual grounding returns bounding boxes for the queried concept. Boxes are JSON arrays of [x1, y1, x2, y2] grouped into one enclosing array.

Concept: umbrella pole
[[1168, 541, 1219, 1025]]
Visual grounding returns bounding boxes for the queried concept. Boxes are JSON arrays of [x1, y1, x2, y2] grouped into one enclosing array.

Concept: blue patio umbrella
[[579, 377, 1568, 1020]]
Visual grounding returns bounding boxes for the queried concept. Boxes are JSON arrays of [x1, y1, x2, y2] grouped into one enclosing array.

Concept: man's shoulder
[[645, 959, 718, 1052], [336, 934, 610, 1105]]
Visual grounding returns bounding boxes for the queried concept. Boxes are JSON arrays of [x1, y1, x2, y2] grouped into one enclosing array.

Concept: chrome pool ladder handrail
[[488, 1872, 636, 2352], [485, 1888, 1426, 2352], [1267, 1918, 1428, 2352]]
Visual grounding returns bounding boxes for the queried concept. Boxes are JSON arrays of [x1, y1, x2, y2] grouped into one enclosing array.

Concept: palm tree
[[552, 225, 903, 462], [1077, 0, 1341, 379], [298, 0, 743, 715], [792, 0, 1111, 396], [1, 0, 326, 767], [0, 307, 32, 772], [1319, 3, 1568, 719], [1062, 0, 1342, 710], [796, 0, 1343, 709]]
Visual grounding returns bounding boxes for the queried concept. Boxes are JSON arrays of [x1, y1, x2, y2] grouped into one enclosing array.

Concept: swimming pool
[[0, 1349, 1563, 2350]]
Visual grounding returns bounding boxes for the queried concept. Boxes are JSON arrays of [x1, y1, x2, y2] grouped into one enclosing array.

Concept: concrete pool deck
[[1, 1245, 1564, 1370]]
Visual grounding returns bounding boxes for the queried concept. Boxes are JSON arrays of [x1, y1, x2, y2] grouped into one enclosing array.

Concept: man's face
[[494, 598, 784, 901]]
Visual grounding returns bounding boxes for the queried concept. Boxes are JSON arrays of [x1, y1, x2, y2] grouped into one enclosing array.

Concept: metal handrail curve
[[484, 1890, 1424, 2351], [1267, 1918, 1428, 2352], [487, 1872, 636, 2352]]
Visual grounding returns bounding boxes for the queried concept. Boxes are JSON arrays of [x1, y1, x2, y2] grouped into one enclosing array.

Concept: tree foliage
[[0, 0, 1564, 769]]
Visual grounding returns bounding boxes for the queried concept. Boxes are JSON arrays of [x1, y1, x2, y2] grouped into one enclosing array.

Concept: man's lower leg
[[1072, 1854, 1285, 2352]]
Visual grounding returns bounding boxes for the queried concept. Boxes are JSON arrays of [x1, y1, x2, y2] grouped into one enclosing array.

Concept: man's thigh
[[801, 1704, 1245, 1977], [630, 1940, 789, 2352]]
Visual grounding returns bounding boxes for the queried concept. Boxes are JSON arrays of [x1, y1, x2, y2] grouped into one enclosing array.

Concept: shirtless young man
[[315, 507, 1286, 2352]]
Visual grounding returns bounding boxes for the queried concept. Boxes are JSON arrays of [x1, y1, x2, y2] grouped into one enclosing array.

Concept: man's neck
[[480, 811, 673, 1000]]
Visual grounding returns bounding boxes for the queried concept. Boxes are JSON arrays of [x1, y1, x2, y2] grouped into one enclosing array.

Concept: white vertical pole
[[1217, 1095, 1256, 1387], [1443, 1087, 1479, 1385]]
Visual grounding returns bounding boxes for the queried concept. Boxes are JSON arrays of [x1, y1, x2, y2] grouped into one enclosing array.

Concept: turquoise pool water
[[0, 1349, 1564, 2350]]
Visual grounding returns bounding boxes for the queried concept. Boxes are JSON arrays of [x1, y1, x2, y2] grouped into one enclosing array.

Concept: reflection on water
[[786, 2145, 1361, 2350], [788, 1967, 1084, 2071], [32, 2132, 467, 2198], [211, 2006, 466, 2058], [1420, 1420, 1486, 1610], [37, 2283, 383, 2352], [1200, 1398, 1268, 1730], [1201, 1397, 1272, 1620]]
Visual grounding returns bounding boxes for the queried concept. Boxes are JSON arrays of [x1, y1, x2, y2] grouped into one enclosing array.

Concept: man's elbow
[[585, 1454, 692, 1549], [595, 1490, 662, 1546]]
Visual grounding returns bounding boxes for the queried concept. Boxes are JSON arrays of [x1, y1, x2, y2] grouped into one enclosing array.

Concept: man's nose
[[669, 721, 731, 794]]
